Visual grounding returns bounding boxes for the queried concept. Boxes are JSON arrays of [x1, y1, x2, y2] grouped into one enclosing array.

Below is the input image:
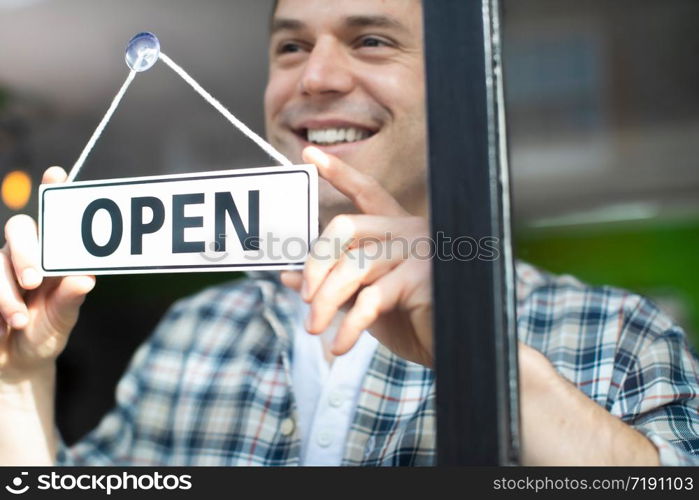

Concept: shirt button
[[280, 418, 295, 437], [317, 430, 333, 448], [328, 390, 344, 408]]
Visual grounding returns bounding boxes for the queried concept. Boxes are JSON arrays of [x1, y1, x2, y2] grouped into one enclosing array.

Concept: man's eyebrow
[[270, 18, 306, 36], [344, 15, 409, 33], [270, 15, 409, 36]]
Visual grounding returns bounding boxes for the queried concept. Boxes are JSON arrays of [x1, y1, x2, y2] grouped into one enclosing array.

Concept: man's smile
[[306, 127, 372, 145], [289, 118, 380, 150]]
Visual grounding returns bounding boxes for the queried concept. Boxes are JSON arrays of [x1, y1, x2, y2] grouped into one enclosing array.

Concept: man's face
[[265, 0, 426, 222]]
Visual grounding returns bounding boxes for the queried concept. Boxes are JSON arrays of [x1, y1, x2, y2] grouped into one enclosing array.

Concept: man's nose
[[300, 37, 354, 96]]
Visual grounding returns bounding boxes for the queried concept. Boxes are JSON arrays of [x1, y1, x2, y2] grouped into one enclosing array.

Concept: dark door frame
[[423, 0, 520, 465]]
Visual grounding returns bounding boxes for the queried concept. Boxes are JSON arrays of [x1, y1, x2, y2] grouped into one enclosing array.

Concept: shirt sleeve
[[619, 321, 699, 466]]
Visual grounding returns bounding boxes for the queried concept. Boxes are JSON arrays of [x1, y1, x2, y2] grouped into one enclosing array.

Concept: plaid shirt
[[57, 261, 699, 466]]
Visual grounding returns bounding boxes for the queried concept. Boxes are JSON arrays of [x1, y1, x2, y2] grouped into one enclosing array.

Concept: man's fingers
[[39, 275, 96, 335], [0, 164, 67, 330], [4, 215, 42, 290], [280, 271, 303, 292], [303, 214, 421, 301], [15, 275, 95, 357], [42, 166, 68, 185], [303, 147, 407, 217], [307, 241, 404, 334], [2, 166, 67, 293], [49, 275, 96, 312], [332, 271, 403, 355], [0, 251, 29, 329]]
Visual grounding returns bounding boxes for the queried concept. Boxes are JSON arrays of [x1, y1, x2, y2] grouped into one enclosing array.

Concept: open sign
[[39, 165, 318, 276]]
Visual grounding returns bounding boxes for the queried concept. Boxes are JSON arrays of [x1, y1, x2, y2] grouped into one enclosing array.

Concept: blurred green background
[[517, 219, 699, 347]]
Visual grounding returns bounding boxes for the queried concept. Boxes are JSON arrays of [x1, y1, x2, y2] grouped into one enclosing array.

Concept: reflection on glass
[[504, 0, 699, 345]]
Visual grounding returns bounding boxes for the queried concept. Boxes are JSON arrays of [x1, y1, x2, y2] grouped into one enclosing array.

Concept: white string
[[66, 69, 138, 182], [158, 52, 293, 168], [67, 51, 293, 183]]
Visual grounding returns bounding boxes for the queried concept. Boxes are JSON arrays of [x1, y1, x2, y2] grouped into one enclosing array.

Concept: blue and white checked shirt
[[57, 261, 699, 466]]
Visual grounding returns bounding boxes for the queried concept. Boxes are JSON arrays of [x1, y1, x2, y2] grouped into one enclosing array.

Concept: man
[[0, 0, 697, 466]]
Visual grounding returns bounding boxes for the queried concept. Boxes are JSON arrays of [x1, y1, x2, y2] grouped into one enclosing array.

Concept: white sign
[[39, 165, 318, 276]]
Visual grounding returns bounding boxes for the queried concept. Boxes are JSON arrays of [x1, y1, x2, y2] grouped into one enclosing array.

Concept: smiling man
[[0, 0, 698, 466], [265, 0, 428, 228]]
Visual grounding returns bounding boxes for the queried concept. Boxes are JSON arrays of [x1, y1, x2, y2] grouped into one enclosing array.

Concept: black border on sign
[[41, 170, 311, 273]]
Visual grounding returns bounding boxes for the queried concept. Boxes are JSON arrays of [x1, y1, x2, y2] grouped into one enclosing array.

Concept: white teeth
[[306, 127, 370, 145]]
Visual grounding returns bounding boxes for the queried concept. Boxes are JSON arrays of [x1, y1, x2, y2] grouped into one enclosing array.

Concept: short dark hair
[[269, 0, 279, 30]]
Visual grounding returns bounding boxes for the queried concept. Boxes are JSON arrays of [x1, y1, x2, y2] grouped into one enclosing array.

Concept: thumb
[[44, 276, 96, 332]]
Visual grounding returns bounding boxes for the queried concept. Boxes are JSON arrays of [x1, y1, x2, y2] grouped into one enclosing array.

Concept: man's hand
[[282, 147, 660, 465], [281, 146, 433, 367], [0, 166, 95, 465], [0, 167, 95, 383]]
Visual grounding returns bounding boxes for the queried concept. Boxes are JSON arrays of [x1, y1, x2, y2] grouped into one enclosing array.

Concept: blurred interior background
[[0, 0, 697, 444]]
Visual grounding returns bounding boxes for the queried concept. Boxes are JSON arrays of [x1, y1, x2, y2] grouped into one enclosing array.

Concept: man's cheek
[[263, 79, 287, 124]]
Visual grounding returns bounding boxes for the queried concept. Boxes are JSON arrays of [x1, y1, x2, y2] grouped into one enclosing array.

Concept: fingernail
[[304, 315, 312, 332], [21, 268, 41, 288], [10, 312, 28, 329]]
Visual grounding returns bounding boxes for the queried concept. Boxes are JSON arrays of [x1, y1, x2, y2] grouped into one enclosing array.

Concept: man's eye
[[277, 42, 304, 54], [357, 36, 391, 49]]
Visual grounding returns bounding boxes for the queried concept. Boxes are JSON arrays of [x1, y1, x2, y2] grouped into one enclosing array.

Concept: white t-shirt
[[290, 292, 378, 466]]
